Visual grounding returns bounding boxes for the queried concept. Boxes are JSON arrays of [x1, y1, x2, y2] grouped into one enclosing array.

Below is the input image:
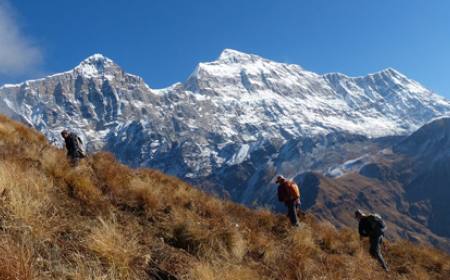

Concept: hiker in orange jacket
[[276, 175, 301, 227]]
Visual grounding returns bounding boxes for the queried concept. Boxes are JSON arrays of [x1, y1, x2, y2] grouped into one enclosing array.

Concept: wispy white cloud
[[0, 0, 42, 77]]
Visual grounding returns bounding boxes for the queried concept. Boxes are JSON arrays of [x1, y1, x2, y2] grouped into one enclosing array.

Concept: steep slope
[[295, 118, 450, 252], [393, 117, 450, 238], [0, 115, 449, 279], [1, 50, 449, 205]]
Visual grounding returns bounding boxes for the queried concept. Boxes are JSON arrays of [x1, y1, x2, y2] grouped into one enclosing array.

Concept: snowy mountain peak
[[324, 67, 405, 81], [81, 53, 113, 64], [381, 67, 402, 76], [74, 53, 119, 79], [218, 49, 263, 64], [369, 67, 406, 80], [189, 49, 304, 86]]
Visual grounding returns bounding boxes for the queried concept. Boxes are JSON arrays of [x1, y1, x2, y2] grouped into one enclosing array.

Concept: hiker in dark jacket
[[61, 130, 85, 165], [355, 209, 389, 271], [276, 175, 301, 227]]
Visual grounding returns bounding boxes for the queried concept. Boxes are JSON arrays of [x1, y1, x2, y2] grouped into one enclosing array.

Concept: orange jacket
[[278, 180, 300, 203]]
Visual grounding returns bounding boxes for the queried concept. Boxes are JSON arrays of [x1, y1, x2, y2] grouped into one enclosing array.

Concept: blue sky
[[1, 0, 449, 97]]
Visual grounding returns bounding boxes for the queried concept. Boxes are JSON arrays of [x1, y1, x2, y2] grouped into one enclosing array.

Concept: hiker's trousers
[[369, 233, 388, 271], [286, 199, 300, 226]]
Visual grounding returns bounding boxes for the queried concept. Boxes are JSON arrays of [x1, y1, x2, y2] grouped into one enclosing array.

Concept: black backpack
[[369, 214, 386, 233], [76, 136, 86, 158]]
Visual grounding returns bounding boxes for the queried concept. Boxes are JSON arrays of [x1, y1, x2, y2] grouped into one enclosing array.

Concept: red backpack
[[286, 181, 300, 200], [279, 181, 300, 202]]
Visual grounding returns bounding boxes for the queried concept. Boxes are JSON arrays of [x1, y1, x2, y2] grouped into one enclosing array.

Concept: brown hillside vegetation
[[0, 115, 449, 280], [300, 170, 450, 252]]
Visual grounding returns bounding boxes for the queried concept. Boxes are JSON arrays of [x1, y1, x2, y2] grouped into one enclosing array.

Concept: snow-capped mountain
[[1, 49, 449, 203]]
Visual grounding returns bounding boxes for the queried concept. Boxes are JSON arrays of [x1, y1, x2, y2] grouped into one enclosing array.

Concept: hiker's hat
[[275, 175, 285, 184], [354, 209, 365, 218]]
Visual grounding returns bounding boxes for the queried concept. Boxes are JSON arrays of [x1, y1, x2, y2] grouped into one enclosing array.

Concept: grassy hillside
[[0, 115, 449, 280], [299, 170, 450, 252]]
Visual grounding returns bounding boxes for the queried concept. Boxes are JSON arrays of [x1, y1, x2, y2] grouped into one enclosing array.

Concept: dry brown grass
[[0, 114, 449, 280], [0, 238, 35, 280], [86, 215, 144, 279], [188, 262, 263, 280]]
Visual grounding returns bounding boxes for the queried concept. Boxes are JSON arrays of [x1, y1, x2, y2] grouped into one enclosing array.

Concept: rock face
[[1, 49, 450, 250], [393, 118, 450, 239]]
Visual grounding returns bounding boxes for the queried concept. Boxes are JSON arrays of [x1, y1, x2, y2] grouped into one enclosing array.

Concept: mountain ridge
[[1, 48, 449, 189], [0, 49, 434, 98], [1, 49, 449, 174]]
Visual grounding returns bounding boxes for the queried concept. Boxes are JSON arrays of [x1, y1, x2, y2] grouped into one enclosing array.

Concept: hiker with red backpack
[[276, 175, 301, 227], [355, 209, 389, 271]]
